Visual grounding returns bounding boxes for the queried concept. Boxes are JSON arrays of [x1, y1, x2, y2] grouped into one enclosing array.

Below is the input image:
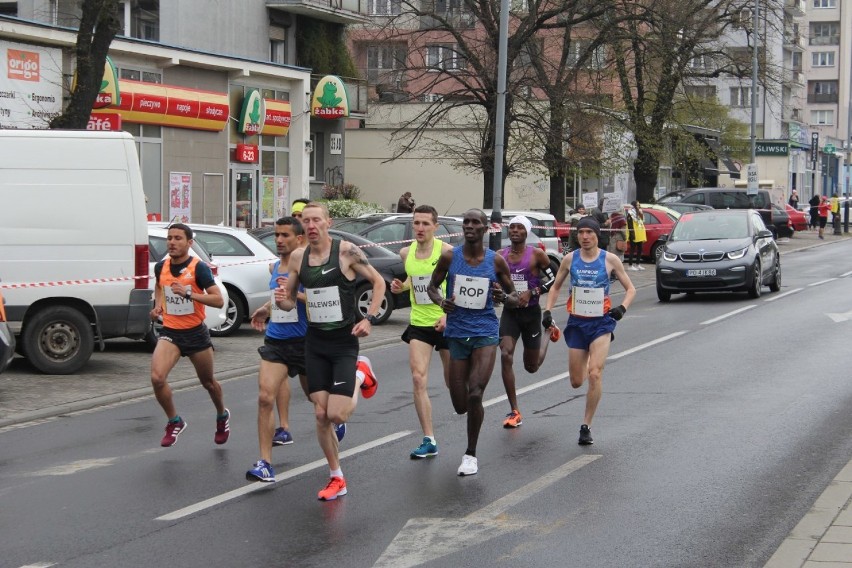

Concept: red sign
[[7, 49, 40, 82], [235, 144, 259, 163], [87, 113, 122, 131]]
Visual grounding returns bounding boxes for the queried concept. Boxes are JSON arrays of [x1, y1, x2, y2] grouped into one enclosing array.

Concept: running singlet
[[444, 246, 499, 338], [500, 245, 541, 307], [567, 249, 611, 318], [405, 238, 446, 327], [299, 238, 356, 331], [267, 260, 308, 340], [156, 257, 210, 330]]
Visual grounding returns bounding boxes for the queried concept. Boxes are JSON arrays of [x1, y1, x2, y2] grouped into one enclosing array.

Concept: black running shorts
[[402, 325, 449, 351], [258, 336, 306, 378], [499, 305, 543, 349], [305, 326, 359, 397], [159, 324, 213, 357]]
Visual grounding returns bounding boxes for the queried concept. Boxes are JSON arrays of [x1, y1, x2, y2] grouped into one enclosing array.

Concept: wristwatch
[[185, 289, 192, 300], [366, 314, 379, 325]]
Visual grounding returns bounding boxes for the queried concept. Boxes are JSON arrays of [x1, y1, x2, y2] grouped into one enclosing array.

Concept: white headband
[[508, 215, 532, 235]]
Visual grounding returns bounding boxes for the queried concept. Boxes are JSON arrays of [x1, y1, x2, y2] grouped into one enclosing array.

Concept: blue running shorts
[[564, 316, 616, 351]]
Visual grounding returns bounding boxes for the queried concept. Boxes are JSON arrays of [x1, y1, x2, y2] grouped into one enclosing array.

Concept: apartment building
[[0, 0, 368, 226]]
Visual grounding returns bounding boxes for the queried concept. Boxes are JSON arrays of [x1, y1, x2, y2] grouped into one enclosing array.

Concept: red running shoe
[[357, 356, 378, 399], [214, 408, 230, 445], [318, 476, 347, 501], [161, 417, 187, 447]]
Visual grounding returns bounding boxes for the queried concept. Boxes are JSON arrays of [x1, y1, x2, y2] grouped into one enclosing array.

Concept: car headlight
[[662, 250, 678, 261], [727, 247, 748, 260]]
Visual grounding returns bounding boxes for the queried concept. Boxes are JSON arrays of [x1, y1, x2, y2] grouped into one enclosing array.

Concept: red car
[[622, 204, 679, 261], [786, 204, 808, 232]]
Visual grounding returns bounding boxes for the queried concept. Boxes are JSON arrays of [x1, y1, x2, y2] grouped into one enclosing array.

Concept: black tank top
[[299, 238, 356, 330]]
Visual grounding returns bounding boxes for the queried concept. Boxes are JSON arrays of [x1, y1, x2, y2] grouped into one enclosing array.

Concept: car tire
[[768, 257, 781, 292], [356, 282, 392, 324], [22, 306, 94, 374], [656, 282, 671, 302], [144, 319, 162, 352], [210, 289, 244, 337], [548, 257, 560, 276], [651, 241, 664, 262], [747, 261, 762, 298]]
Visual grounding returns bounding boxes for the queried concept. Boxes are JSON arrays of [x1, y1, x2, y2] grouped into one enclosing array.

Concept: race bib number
[[571, 286, 605, 317], [411, 275, 432, 305], [511, 273, 528, 293], [164, 286, 193, 316], [305, 286, 343, 323], [270, 291, 298, 323], [453, 276, 489, 310]]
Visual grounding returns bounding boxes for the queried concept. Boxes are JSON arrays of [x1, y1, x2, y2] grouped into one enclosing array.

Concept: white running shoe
[[457, 454, 478, 476], [628, 265, 639, 271], [637, 264, 646, 271]]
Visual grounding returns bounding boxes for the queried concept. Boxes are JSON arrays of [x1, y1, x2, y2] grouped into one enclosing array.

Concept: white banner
[[0, 40, 63, 129]]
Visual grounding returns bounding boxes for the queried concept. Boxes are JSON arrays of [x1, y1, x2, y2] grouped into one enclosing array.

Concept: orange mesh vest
[[159, 257, 206, 329]]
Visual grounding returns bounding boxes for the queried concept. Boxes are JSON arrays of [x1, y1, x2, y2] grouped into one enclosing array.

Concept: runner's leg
[[410, 339, 436, 437], [466, 344, 498, 453], [150, 340, 181, 419], [188, 348, 225, 415], [583, 333, 612, 426], [257, 360, 287, 462], [499, 335, 520, 412]]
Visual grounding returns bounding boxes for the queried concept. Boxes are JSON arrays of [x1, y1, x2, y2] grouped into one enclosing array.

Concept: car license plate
[[686, 269, 716, 277]]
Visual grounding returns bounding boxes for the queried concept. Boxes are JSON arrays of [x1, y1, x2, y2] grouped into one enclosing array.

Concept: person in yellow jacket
[[625, 201, 647, 271], [831, 193, 840, 227]]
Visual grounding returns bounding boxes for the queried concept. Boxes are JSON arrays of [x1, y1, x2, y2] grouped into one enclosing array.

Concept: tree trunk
[[550, 175, 566, 221], [633, 144, 660, 203]]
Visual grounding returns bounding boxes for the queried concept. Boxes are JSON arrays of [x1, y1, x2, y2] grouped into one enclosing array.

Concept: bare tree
[[49, 0, 121, 129]]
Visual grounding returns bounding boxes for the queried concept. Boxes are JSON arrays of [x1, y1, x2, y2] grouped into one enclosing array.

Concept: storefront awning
[[705, 138, 741, 179]]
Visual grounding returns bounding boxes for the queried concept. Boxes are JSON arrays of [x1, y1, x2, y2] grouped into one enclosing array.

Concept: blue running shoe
[[272, 427, 293, 446], [334, 422, 346, 442], [246, 459, 276, 483], [410, 437, 438, 459]]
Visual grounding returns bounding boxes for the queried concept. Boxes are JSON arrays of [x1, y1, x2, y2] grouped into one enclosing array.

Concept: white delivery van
[[0, 130, 152, 374]]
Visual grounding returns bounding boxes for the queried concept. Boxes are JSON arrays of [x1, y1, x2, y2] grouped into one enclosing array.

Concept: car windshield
[[333, 218, 378, 233], [671, 214, 749, 241]]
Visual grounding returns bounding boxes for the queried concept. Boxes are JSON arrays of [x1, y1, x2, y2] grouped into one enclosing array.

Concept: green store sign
[[755, 141, 789, 156]]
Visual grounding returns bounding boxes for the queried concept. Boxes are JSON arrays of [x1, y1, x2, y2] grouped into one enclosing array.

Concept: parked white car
[[483, 209, 561, 256], [147, 224, 228, 347], [174, 223, 277, 336]]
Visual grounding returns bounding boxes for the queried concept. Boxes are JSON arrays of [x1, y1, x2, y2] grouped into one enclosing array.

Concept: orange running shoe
[[549, 325, 561, 343], [357, 355, 378, 399], [318, 476, 347, 501], [503, 409, 523, 428]]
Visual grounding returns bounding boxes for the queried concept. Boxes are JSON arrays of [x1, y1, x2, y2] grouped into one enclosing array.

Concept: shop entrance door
[[230, 168, 259, 228]]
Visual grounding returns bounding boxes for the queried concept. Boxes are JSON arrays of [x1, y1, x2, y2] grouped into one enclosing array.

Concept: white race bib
[[411, 275, 432, 305], [270, 291, 299, 323], [305, 286, 343, 323], [511, 273, 528, 293], [164, 286, 194, 315], [571, 286, 605, 317], [453, 275, 490, 310]]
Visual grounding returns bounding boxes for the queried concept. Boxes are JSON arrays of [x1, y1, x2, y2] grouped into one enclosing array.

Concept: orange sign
[[7, 49, 40, 82]]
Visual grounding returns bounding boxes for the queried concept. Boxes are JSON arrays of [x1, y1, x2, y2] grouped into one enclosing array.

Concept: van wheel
[[356, 282, 392, 324], [210, 291, 244, 337], [22, 306, 94, 374]]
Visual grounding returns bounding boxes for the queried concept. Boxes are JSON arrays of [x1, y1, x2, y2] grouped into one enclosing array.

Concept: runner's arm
[[277, 249, 302, 311], [494, 254, 519, 308], [428, 249, 453, 309], [544, 252, 573, 312], [607, 252, 635, 311], [531, 249, 556, 297]]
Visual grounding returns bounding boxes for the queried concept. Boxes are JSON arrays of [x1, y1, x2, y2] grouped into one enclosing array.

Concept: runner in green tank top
[[390, 205, 454, 459]]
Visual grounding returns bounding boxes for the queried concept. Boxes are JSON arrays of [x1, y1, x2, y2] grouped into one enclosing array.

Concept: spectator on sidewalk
[[625, 201, 646, 271], [818, 196, 830, 239], [568, 204, 588, 251], [809, 194, 820, 230], [590, 199, 612, 251], [397, 192, 415, 213], [788, 190, 799, 209]]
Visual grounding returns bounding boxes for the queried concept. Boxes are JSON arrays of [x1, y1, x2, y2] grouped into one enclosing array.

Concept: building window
[[685, 85, 717, 100], [270, 40, 286, 64], [810, 22, 839, 45], [426, 44, 466, 71], [119, 67, 162, 83], [366, 44, 407, 84], [368, 0, 401, 15], [730, 86, 757, 107], [813, 0, 836, 7], [688, 54, 713, 71], [810, 109, 834, 125], [567, 41, 608, 69], [812, 51, 835, 66]]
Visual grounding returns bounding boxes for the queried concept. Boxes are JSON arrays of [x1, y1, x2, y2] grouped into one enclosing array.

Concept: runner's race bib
[[305, 286, 343, 323], [164, 286, 194, 316], [270, 291, 298, 323], [571, 286, 605, 317], [453, 276, 490, 310], [411, 275, 432, 305], [511, 273, 528, 293]]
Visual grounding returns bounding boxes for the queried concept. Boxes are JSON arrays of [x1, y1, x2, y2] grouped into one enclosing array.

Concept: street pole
[[750, 0, 758, 165], [489, 0, 510, 251]]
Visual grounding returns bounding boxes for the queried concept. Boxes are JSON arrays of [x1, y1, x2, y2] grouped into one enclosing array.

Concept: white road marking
[[156, 430, 412, 521], [483, 373, 568, 408], [606, 331, 688, 361], [373, 455, 601, 568], [809, 278, 837, 287], [840, 269, 852, 278], [700, 305, 756, 325], [826, 309, 852, 323], [18, 564, 56, 568], [31, 458, 116, 476], [763, 288, 802, 302]]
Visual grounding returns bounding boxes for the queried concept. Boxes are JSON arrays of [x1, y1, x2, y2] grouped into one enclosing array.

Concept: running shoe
[[160, 417, 187, 447], [628, 265, 639, 271], [357, 355, 378, 399], [246, 459, 276, 483], [272, 427, 293, 446], [578, 424, 594, 446], [548, 325, 561, 343], [503, 410, 523, 428], [334, 422, 346, 442], [214, 408, 231, 445], [637, 264, 646, 271], [457, 454, 478, 476], [318, 476, 347, 501], [410, 437, 438, 459]]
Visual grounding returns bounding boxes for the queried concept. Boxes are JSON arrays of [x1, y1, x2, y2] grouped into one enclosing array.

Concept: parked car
[[0, 286, 15, 374], [668, 187, 790, 238], [147, 225, 229, 347], [482, 209, 561, 255], [250, 228, 410, 324], [177, 223, 278, 336], [786, 204, 809, 232], [344, 214, 466, 253], [656, 209, 781, 301], [663, 202, 714, 215], [656, 190, 690, 204]]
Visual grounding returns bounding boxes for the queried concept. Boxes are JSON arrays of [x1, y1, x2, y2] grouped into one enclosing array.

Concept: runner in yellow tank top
[[390, 205, 454, 459]]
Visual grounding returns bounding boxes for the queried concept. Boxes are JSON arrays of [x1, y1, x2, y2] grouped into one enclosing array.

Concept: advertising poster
[[0, 40, 63, 129], [261, 175, 275, 225], [169, 172, 192, 223], [277, 176, 290, 216]]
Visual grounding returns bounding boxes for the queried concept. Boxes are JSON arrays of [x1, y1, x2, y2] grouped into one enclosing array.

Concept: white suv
[[483, 210, 561, 255]]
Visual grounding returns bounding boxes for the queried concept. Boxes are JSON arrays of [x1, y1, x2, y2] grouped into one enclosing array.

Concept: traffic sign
[[747, 163, 759, 195], [825, 143, 835, 154]]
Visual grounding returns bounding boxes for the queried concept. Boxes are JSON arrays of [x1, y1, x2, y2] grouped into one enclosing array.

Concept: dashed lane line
[[809, 278, 838, 287], [764, 288, 803, 303], [700, 305, 757, 325], [606, 331, 689, 362]]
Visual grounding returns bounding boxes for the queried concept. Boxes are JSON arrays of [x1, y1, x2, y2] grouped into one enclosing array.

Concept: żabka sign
[[310, 75, 350, 120], [238, 89, 266, 135]]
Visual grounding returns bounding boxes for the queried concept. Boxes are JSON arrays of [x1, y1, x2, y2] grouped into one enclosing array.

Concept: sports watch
[[366, 314, 379, 325], [185, 289, 192, 300]]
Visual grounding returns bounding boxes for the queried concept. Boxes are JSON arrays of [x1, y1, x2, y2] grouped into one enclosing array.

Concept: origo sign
[[311, 75, 350, 119]]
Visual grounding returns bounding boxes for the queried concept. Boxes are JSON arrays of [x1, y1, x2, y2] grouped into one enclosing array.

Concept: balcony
[[267, 0, 370, 25], [420, 11, 477, 30], [784, 107, 804, 123], [784, 0, 805, 16], [311, 74, 368, 115], [808, 93, 839, 103], [783, 69, 804, 86], [783, 34, 804, 52], [810, 36, 840, 46], [362, 68, 408, 89]]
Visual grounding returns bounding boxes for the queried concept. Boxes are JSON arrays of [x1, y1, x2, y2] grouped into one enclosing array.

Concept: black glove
[[542, 310, 553, 329], [608, 305, 626, 321]]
